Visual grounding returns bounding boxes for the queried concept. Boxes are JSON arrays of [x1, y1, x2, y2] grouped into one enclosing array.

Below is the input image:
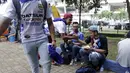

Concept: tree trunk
[[79, 0, 82, 31], [126, 0, 130, 23]]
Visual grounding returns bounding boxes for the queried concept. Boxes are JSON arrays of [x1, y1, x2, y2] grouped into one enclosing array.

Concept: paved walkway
[[0, 42, 113, 73]]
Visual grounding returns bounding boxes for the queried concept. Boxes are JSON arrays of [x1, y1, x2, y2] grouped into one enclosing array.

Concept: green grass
[[56, 38, 62, 46], [107, 37, 121, 60], [101, 31, 127, 34]]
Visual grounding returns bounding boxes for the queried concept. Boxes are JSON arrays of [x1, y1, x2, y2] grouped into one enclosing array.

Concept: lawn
[[107, 37, 121, 60]]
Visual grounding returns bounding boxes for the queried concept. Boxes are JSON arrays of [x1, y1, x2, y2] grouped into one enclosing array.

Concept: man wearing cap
[[78, 25, 108, 69], [51, 13, 78, 55], [46, 13, 76, 43], [103, 31, 130, 73]]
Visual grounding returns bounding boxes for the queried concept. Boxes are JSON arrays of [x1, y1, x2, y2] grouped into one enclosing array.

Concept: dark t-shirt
[[85, 35, 108, 56]]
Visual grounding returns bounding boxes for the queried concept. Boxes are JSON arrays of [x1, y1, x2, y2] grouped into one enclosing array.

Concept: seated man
[[69, 22, 84, 65], [103, 31, 130, 73], [78, 25, 108, 70]]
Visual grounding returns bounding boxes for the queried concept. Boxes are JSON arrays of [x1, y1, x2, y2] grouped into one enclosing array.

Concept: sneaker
[[81, 62, 84, 65], [52, 61, 60, 66], [39, 64, 42, 68], [70, 60, 74, 65]]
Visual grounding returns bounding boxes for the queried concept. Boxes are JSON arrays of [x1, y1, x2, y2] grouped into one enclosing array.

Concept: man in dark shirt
[[78, 25, 108, 67]]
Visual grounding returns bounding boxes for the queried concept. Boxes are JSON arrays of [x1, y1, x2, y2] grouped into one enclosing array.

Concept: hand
[[68, 40, 72, 43], [74, 43, 81, 46], [82, 45, 90, 50], [73, 34, 78, 40], [52, 40, 56, 48]]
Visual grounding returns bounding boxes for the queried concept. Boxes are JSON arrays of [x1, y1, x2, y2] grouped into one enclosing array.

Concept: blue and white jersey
[[0, 0, 52, 43]]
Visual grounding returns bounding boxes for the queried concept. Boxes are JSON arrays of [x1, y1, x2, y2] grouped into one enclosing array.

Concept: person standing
[[0, 0, 55, 73]]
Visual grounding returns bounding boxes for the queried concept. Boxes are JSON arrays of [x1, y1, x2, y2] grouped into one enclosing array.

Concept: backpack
[[76, 67, 96, 73], [62, 52, 72, 65], [12, 0, 48, 41]]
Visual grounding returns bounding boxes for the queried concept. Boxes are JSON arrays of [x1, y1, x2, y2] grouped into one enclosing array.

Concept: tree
[[99, 10, 112, 19], [97, 9, 127, 20], [61, 0, 108, 31], [126, 0, 130, 22], [117, 8, 127, 20]]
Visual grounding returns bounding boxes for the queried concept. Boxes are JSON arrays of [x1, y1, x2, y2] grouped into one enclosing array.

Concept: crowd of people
[[0, 0, 130, 73]]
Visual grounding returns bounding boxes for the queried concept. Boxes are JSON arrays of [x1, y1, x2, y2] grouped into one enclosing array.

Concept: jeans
[[103, 59, 130, 73], [79, 48, 90, 64], [60, 43, 73, 55], [72, 45, 81, 59], [22, 39, 51, 73]]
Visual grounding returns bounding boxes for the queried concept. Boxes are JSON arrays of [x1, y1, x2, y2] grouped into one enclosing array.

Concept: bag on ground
[[76, 67, 96, 73]]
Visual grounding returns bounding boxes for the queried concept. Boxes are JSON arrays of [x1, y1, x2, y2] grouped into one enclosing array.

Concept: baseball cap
[[88, 25, 98, 31], [64, 13, 73, 19]]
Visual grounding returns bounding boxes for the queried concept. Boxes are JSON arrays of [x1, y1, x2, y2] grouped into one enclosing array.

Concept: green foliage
[[61, 0, 108, 12], [97, 9, 128, 20], [100, 10, 112, 19]]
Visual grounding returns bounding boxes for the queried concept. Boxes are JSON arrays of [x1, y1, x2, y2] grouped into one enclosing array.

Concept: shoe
[[39, 64, 42, 68], [81, 62, 84, 65], [52, 61, 60, 66], [70, 60, 74, 65]]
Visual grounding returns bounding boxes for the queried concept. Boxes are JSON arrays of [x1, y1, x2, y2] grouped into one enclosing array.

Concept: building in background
[[46, 0, 128, 25]]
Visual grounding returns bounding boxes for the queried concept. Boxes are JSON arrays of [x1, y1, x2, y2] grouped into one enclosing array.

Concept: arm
[[73, 43, 82, 46], [93, 36, 108, 56], [74, 33, 84, 46], [92, 49, 106, 54], [77, 36, 91, 45], [46, 2, 55, 42], [60, 33, 78, 40], [47, 18, 55, 41], [77, 39, 86, 45], [56, 22, 78, 40]]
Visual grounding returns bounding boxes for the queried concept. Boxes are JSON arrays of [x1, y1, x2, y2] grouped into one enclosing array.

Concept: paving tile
[[0, 42, 114, 73]]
